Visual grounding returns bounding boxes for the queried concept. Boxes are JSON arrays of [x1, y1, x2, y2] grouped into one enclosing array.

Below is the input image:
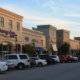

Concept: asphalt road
[[0, 63, 80, 80]]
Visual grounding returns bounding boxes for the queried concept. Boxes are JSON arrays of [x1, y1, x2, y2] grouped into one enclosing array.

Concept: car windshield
[[39, 55, 49, 59], [31, 57, 38, 60], [50, 56, 56, 58], [19, 55, 28, 59]]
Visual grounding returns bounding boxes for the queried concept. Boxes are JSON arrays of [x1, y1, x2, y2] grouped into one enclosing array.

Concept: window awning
[[52, 44, 58, 51], [43, 47, 48, 51], [70, 50, 78, 53], [35, 47, 45, 51]]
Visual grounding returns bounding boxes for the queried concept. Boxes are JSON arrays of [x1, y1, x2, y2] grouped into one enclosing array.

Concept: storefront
[[0, 8, 23, 58], [22, 28, 46, 54]]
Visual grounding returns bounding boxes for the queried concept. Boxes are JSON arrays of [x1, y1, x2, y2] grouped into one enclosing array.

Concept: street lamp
[[41, 40, 43, 47], [15, 35, 18, 53]]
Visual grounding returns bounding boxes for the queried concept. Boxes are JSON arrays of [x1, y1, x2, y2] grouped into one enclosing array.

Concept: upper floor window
[[25, 37, 29, 42], [0, 17, 4, 27], [50, 30, 56, 38], [64, 33, 69, 39], [9, 20, 12, 29], [16, 22, 20, 31]]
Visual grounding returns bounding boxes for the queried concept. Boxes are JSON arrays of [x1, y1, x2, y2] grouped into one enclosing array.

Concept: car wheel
[[68, 60, 72, 63], [38, 63, 43, 67], [17, 64, 24, 70], [62, 61, 65, 63]]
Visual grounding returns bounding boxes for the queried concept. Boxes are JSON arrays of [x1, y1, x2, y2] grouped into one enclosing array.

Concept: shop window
[[16, 44, 21, 52], [0, 17, 4, 27], [9, 20, 12, 29]]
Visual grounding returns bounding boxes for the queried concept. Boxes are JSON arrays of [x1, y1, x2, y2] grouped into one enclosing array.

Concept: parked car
[[66, 55, 75, 62], [29, 58, 36, 67], [59, 55, 74, 63], [74, 55, 80, 61], [7, 61, 15, 69], [73, 56, 78, 62], [0, 61, 8, 73], [67, 55, 78, 62], [38, 54, 56, 64], [2, 54, 30, 70], [30, 57, 47, 67], [59, 55, 67, 63], [50, 55, 60, 63]]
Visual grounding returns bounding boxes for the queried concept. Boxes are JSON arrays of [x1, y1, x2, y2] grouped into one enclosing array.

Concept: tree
[[58, 42, 70, 55], [22, 44, 36, 57]]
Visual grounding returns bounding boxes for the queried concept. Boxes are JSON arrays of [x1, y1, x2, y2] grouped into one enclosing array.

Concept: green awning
[[70, 49, 78, 53]]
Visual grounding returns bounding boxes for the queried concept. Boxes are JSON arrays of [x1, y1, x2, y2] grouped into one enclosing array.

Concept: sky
[[0, 0, 80, 39]]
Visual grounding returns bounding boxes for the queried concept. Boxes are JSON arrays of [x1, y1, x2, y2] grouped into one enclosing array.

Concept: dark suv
[[38, 54, 56, 64]]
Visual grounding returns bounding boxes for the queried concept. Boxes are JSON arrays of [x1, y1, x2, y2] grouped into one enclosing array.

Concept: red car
[[59, 55, 67, 63], [66, 55, 74, 62], [59, 55, 74, 63]]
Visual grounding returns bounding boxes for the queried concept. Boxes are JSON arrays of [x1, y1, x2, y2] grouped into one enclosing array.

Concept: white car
[[72, 56, 78, 61], [50, 55, 60, 63], [2, 54, 30, 70], [31, 57, 47, 67], [67, 55, 78, 62], [0, 61, 8, 72]]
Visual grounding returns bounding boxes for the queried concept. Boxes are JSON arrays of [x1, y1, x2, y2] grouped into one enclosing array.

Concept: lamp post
[[15, 35, 18, 53], [41, 40, 43, 47]]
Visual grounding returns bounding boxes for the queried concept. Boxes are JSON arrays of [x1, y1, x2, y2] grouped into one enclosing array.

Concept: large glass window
[[16, 22, 20, 31], [0, 17, 4, 27], [9, 20, 12, 29]]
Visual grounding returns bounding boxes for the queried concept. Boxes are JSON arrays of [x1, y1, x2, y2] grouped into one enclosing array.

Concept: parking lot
[[0, 62, 80, 80]]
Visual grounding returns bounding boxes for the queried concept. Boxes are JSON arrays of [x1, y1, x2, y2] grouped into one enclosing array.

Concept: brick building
[[57, 29, 70, 49], [57, 29, 80, 54]]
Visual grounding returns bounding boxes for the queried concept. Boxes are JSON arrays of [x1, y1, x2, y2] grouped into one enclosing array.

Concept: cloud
[[1, 4, 80, 29], [1, 3, 80, 39], [42, 0, 56, 10], [64, 13, 80, 17]]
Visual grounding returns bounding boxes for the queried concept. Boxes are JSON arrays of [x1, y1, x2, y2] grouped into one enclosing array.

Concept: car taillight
[[10, 64, 14, 66], [6, 64, 8, 66], [27, 60, 30, 62], [34, 61, 36, 64]]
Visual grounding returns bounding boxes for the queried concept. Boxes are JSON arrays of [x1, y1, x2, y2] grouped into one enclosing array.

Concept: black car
[[38, 54, 55, 64]]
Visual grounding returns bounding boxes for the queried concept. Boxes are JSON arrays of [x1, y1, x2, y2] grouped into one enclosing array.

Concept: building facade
[[0, 7, 80, 56], [34, 25, 57, 54], [70, 39, 80, 54], [22, 27, 46, 48], [57, 29, 70, 49], [57, 29, 80, 54], [0, 8, 23, 57]]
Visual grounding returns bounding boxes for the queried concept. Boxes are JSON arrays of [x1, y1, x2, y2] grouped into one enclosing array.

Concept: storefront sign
[[37, 40, 42, 43], [0, 28, 17, 38]]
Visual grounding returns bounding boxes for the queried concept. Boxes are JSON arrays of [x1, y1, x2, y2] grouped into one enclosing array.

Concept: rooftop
[[0, 7, 23, 19]]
